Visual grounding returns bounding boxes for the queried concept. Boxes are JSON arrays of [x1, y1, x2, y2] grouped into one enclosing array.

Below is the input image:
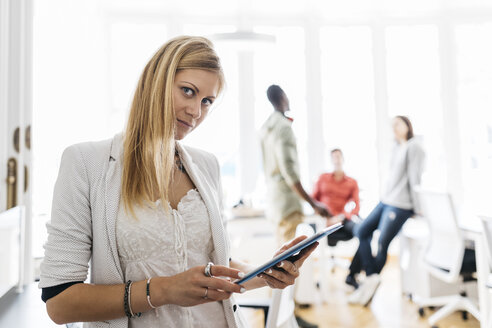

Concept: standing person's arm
[[312, 177, 321, 202], [274, 127, 330, 217], [407, 142, 426, 214], [291, 182, 330, 217]]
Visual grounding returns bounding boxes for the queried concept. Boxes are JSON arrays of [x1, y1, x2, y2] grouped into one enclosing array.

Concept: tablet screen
[[235, 222, 343, 285]]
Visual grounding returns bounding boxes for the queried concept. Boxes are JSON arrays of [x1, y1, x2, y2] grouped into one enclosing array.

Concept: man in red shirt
[[312, 148, 361, 288]]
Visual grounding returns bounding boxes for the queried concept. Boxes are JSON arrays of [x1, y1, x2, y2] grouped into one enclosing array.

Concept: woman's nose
[[187, 100, 202, 119]]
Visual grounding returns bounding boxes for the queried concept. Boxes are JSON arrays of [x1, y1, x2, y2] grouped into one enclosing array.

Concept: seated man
[[312, 148, 361, 288]]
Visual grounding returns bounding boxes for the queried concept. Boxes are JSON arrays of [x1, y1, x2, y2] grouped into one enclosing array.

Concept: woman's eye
[[182, 87, 194, 96], [202, 98, 213, 106]]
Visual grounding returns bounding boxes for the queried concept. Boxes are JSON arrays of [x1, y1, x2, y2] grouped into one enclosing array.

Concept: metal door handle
[[7, 158, 17, 209]]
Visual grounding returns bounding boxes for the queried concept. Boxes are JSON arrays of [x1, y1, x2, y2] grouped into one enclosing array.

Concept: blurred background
[[2, 0, 492, 327], [31, 0, 492, 255]]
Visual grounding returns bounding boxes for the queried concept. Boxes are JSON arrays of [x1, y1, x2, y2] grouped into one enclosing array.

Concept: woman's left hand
[[257, 235, 318, 289]]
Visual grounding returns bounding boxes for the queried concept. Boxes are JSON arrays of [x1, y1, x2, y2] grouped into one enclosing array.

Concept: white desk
[[459, 216, 490, 328]]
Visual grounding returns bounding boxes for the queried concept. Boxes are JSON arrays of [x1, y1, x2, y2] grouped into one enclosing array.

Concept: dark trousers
[[349, 202, 413, 276], [327, 219, 356, 246], [309, 218, 356, 244]]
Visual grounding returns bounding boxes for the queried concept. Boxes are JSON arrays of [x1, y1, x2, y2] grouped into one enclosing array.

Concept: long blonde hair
[[122, 36, 224, 215]]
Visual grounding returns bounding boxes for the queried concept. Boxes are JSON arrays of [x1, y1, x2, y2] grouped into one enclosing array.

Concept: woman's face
[[173, 69, 220, 140], [392, 117, 409, 141]]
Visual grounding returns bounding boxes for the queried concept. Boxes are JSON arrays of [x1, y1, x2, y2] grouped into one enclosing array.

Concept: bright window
[[253, 26, 308, 190], [386, 25, 446, 189], [108, 22, 169, 131], [182, 25, 241, 208], [456, 22, 492, 212], [320, 26, 379, 215]]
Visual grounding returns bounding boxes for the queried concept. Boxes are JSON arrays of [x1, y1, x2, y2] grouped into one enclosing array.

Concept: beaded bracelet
[[124, 280, 142, 318], [146, 278, 157, 309]]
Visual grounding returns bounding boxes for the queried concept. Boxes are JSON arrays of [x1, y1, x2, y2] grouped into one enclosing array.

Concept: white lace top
[[116, 189, 228, 328]]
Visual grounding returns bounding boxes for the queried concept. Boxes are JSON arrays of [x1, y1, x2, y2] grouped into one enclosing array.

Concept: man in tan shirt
[[260, 85, 331, 245]]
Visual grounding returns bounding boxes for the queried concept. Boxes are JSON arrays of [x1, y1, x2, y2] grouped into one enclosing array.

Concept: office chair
[[416, 190, 480, 327], [480, 216, 492, 271], [306, 217, 358, 298], [265, 285, 299, 328], [479, 215, 492, 328], [266, 222, 322, 328], [294, 223, 318, 305], [239, 223, 315, 328], [324, 218, 356, 273]]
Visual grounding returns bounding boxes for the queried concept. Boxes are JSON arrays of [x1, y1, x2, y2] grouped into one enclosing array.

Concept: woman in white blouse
[[39, 36, 317, 328]]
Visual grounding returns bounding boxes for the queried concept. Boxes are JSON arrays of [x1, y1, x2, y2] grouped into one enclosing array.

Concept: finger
[[286, 241, 319, 263], [264, 267, 296, 285], [192, 286, 210, 300], [204, 277, 243, 294], [275, 261, 299, 277], [208, 265, 245, 280], [294, 242, 319, 267], [257, 273, 288, 289], [205, 289, 233, 302], [275, 235, 308, 256]]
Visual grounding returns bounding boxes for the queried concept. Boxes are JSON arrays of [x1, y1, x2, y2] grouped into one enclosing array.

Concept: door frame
[[0, 0, 34, 292]]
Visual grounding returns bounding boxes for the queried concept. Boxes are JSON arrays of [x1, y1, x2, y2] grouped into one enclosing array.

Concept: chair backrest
[[417, 190, 465, 283], [265, 286, 298, 328], [479, 216, 492, 271], [265, 223, 316, 328], [293, 223, 317, 304]]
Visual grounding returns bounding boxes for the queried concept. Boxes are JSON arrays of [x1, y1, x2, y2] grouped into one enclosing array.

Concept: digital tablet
[[235, 222, 343, 285]]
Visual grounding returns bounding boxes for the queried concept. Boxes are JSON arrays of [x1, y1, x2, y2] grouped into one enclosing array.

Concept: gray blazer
[[40, 134, 247, 328]]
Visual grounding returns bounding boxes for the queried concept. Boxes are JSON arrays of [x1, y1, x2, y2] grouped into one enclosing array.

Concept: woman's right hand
[[156, 265, 245, 307]]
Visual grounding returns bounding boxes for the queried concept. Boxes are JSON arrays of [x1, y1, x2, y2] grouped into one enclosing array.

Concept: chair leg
[[461, 298, 480, 321], [417, 295, 456, 308], [428, 297, 462, 325], [427, 296, 480, 326]]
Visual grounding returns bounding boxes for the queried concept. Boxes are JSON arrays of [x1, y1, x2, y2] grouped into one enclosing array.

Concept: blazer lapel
[[176, 143, 228, 266], [104, 134, 124, 280]]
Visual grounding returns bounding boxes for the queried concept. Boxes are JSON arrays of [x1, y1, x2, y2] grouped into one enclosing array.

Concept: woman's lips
[[177, 119, 193, 128]]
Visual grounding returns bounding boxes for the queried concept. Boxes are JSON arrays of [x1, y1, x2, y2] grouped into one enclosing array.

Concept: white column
[[372, 24, 391, 196], [20, 0, 34, 287], [237, 50, 258, 197], [438, 21, 465, 203], [7, 0, 25, 213], [304, 20, 326, 182], [0, 0, 10, 213]]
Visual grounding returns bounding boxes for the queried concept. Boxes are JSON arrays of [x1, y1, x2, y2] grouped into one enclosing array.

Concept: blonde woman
[[39, 36, 316, 328]]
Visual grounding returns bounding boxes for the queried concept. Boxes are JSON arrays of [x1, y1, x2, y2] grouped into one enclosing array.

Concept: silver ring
[[203, 287, 208, 299], [204, 262, 214, 277]]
